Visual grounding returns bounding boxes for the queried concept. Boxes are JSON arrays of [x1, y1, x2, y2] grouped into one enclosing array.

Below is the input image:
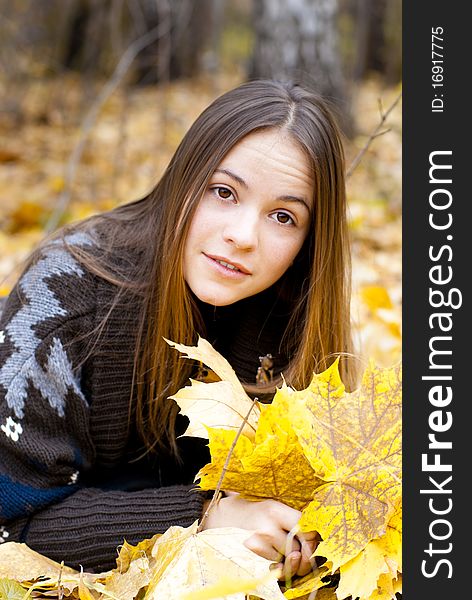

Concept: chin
[[199, 295, 238, 307], [191, 286, 242, 307]]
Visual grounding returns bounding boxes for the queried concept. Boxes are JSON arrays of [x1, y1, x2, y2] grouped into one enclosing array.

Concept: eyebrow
[[214, 168, 248, 189], [214, 168, 311, 212]]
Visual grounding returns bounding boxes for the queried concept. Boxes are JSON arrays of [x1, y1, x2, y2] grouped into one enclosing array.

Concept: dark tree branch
[[346, 90, 402, 179], [45, 20, 172, 234]]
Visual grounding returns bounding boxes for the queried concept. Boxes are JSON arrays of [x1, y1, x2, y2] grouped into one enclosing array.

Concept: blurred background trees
[[1, 0, 401, 130], [0, 0, 402, 366]]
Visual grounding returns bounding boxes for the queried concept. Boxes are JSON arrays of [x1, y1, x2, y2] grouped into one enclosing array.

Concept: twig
[[110, 88, 131, 202], [346, 91, 402, 179], [45, 20, 171, 234], [197, 397, 259, 533], [307, 585, 320, 600], [57, 561, 64, 600]]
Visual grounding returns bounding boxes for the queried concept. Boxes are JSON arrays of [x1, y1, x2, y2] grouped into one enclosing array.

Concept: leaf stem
[[198, 397, 259, 532]]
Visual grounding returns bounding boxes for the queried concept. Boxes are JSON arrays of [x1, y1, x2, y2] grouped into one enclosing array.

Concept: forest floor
[[0, 71, 402, 369]]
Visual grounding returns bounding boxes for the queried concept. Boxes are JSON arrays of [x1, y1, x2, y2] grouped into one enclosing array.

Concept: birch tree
[[250, 0, 352, 134]]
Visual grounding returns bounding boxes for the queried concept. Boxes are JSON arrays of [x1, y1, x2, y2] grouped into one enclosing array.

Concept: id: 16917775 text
[[432, 27, 444, 113]]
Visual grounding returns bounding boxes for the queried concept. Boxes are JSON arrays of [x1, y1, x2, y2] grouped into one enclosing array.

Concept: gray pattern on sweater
[[0, 232, 93, 418], [0, 224, 275, 572]]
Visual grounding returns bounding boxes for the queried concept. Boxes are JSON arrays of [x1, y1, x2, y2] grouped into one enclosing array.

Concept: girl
[[0, 79, 354, 576]]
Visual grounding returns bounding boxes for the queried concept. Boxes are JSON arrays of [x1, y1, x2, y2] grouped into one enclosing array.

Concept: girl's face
[[183, 128, 314, 306]]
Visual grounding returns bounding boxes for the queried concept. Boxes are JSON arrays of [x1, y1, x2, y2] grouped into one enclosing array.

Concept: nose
[[222, 208, 259, 250]]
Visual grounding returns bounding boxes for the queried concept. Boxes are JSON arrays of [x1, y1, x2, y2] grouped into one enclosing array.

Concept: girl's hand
[[201, 492, 318, 579]]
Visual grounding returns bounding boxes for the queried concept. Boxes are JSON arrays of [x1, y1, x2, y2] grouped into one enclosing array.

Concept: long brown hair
[[57, 79, 355, 455]]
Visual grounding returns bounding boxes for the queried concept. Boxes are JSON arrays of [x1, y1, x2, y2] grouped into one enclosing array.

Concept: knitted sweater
[[0, 229, 290, 572]]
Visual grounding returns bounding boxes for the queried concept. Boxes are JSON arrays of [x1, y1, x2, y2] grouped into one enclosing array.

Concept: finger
[[283, 524, 316, 559], [263, 500, 302, 534], [244, 533, 284, 562], [272, 535, 301, 568], [296, 530, 319, 542], [280, 551, 301, 581], [279, 533, 301, 559], [255, 530, 300, 560], [295, 556, 315, 577], [298, 537, 318, 561], [293, 542, 316, 577]]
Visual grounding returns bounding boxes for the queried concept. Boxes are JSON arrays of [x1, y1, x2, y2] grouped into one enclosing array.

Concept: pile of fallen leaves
[[0, 337, 402, 600]]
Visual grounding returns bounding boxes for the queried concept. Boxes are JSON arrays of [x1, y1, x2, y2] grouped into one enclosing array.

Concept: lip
[[203, 253, 252, 275]]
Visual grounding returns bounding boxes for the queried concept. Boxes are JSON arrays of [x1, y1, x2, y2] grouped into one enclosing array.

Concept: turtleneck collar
[[192, 286, 293, 385]]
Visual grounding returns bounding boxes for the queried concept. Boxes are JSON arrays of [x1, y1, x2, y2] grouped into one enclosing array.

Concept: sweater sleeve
[[0, 235, 207, 573]]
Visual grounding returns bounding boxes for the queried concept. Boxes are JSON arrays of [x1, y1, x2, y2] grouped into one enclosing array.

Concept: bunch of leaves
[[170, 337, 402, 599], [0, 337, 401, 600], [0, 524, 284, 600]]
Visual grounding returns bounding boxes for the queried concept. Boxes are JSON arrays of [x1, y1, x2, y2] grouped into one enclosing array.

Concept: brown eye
[[275, 212, 294, 225], [217, 187, 233, 199]]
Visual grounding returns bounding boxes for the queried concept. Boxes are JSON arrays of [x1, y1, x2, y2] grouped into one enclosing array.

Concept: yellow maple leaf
[[288, 360, 401, 571], [145, 521, 284, 600], [104, 534, 161, 600], [284, 586, 338, 600], [280, 564, 330, 599], [166, 336, 260, 439], [336, 524, 400, 600], [78, 569, 97, 600], [114, 534, 160, 572], [0, 542, 109, 597], [367, 572, 402, 600], [360, 286, 393, 311], [180, 572, 282, 600], [197, 403, 324, 510], [0, 542, 78, 581], [0, 578, 28, 600]]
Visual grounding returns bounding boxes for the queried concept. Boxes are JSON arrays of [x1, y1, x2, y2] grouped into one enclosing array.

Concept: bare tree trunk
[[250, 0, 352, 135], [132, 0, 213, 85], [350, 0, 401, 84], [60, 0, 112, 73], [383, 0, 402, 85]]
